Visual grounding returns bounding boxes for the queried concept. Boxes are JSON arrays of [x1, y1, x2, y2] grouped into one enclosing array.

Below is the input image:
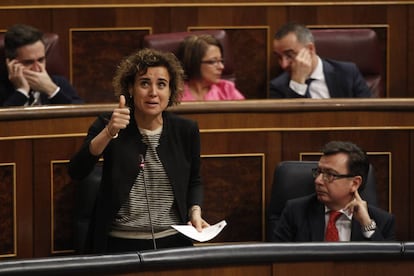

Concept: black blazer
[[68, 111, 203, 253], [269, 59, 372, 99], [270, 194, 395, 242], [0, 74, 83, 106]]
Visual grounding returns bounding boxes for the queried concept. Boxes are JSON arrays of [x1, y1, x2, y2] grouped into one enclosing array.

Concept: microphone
[[139, 154, 145, 170], [139, 154, 157, 249]]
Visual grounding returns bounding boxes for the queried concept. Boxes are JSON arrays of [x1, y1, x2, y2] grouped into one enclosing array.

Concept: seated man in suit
[[270, 141, 395, 242], [269, 22, 372, 98], [0, 24, 83, 106]]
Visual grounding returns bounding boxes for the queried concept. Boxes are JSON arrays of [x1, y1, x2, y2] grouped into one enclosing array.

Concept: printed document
[[172, 220, 227, 242]]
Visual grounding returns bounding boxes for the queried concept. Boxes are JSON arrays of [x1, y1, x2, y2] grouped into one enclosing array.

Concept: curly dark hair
[[112, 48, 185, 107]]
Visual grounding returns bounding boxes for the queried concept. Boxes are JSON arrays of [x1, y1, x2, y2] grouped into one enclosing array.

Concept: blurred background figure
[[269, 22, 372, 99], [0, 24, 82, 106], [176, 34, 245, 101]]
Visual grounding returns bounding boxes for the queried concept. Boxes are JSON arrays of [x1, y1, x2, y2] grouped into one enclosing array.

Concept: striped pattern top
[[112, 126, 181, 235]]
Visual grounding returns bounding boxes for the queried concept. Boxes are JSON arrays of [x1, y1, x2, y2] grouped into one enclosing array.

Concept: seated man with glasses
[[270, 141, 395, 242], [176, 34, 245, 101]]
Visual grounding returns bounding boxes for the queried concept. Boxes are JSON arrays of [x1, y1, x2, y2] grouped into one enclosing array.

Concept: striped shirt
[[111, 126, 181, 238]]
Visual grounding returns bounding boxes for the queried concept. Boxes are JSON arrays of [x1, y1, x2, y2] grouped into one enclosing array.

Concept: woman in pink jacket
[[177, 34, 245, 101]]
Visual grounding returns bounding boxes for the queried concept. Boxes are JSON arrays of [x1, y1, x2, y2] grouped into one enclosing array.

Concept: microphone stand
[[139, 154, 157, 250]]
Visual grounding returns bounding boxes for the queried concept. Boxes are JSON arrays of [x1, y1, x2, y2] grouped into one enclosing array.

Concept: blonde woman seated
[[176, 34, 245, 101]]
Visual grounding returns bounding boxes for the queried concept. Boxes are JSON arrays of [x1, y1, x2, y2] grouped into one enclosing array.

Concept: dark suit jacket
[[270, 194, 395, 242], [0, 74, 83, 106], [269, 59, 372, 98], [68, 111, 203, 253]]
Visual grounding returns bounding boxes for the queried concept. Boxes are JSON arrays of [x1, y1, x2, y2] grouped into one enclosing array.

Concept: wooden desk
[[0, 99, 413, 258]]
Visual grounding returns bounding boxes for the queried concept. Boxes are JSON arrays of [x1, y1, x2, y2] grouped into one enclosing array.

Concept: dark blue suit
[[270, 194, 395, 242], [0, 74, 83, 106], [269, 59, 372, 98]]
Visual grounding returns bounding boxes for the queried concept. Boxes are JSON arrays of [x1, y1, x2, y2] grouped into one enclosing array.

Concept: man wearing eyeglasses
[[269, 22, 372, 99], [0, 24, 83, 106], [270, 141, 395, 242]]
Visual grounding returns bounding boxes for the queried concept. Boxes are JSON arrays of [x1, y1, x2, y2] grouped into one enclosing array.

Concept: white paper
[[171, 220, 227, 242]]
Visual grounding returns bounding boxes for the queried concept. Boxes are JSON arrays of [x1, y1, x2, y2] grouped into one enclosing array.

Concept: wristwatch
[[362, 220, 377, 232]]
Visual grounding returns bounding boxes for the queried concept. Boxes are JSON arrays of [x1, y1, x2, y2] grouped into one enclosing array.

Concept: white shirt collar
[[310, 56, 325, 81], [324, 205, 353, 220]]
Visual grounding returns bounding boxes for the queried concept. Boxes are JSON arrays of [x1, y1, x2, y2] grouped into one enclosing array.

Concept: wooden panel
[[51, 161, 74, 254], [409, 6, 414, 96], [0, 140, 33, 258], [33, 136, 85, 257], [201, 154, 264, 242], [127, 264, 272, 276], [229, 28, 268, 99], [0, 164, 15, 256], [70, 28, 150, 103], [199, 130, 282, 215], [387, 5, 409, 97]]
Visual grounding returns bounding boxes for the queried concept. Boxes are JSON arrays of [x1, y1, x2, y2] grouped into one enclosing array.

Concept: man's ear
[[307, 43, 316, 55], [351, 176, 362, 193]]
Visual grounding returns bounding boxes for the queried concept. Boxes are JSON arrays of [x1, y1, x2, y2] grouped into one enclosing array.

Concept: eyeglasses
[[311, 167, 355, 183], [201, 59, 224, 66]]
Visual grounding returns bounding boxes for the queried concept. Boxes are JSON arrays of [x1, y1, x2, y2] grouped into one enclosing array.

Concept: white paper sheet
[[171, 220, 227, 242]]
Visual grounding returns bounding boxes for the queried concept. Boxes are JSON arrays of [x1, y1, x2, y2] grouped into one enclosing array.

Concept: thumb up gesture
[[107, 95, 130, 138]]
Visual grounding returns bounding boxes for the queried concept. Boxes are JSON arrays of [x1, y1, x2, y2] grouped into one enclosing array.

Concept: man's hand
[[7, 58, 30, 92], [344, 189, 372, 227], [23, 65, 58, 96], [290, 47, 313, 84]]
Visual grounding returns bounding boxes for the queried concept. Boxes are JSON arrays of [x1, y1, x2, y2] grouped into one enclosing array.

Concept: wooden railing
[[0, 242, 413, 275]]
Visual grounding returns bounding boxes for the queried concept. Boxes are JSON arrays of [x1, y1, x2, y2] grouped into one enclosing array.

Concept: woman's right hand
[[106, 95, 130, 138], [89, 95, 130, 156]]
